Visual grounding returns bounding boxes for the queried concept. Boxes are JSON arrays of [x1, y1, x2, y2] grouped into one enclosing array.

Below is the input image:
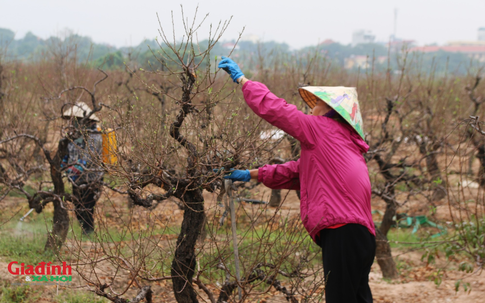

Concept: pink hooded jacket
[[242, 81, 375, 240]]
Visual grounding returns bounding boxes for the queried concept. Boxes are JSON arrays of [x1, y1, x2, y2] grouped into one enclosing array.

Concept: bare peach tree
[[358, 52, 454, 279], [60, 9, 327, 303], [0, 55, 109, 252]]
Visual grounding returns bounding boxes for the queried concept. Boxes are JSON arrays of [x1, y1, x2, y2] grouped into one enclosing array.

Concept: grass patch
[[388, 228, 421, 248], [0, 283, 108, 303], [387, 226, 446, 249], [196, 222, 321, 284], [89, 222, 180, 243], [0, 208, 55, 264], [55, 290, 107, 303], [0, 283, 41, 303], [0, 230, 54, 265], [0, 203, 179, 247], [6, 185, 37, 198]]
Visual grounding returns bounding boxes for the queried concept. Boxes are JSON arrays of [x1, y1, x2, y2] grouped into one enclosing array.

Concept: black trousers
[[72, 186, 98, 234], [316, 224, 376, 303]]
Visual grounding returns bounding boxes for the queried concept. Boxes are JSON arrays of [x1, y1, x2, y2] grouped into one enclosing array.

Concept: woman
[[218, 57, 375, 303], [61, 102, 104, 235]]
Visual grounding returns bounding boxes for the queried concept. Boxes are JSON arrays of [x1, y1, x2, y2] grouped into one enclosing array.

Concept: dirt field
[[254, 187, 485, 303], [1, 184, 484, 302]]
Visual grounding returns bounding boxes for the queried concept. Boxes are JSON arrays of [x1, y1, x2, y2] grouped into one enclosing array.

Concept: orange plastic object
[[97, 127, 118, 165]]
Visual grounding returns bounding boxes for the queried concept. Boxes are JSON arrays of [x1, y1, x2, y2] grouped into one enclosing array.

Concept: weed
[[454, 279, 471, 294], [6, 185, 37, 198], [387, 228, 421, 248], [443, 217, 485, 265], [55, 291, 107, 303], [429, 268, 443, 287], [394, 257, 412, 276], [0, 231, 54, 265], [0, 283, 41, 303]]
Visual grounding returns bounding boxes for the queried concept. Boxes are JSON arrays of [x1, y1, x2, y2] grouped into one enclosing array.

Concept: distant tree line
[[0, 27, 475, 74]]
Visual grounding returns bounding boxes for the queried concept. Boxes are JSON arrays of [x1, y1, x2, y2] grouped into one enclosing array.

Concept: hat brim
[[298, 86, 365, 139], [298, 88, 319, 109], [62, 102, 100, 122]]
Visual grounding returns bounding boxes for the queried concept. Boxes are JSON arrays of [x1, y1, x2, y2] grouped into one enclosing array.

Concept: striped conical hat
[[62, 102, 100, 122], [299, 86, 365, 139]]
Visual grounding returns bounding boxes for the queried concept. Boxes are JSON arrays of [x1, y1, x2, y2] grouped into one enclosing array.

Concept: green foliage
[[416, 50, 470, 74], [394, 257, 412, 275], [0, 26, 474, 76], [0, 28, 15, 44], [93, 51, 124, 70], [12, 32, 43, 59], [0, 29, 116, 62], [300, 42, 388, 67], [0, 229, 54, 265], [55, 291, 107, 303], [421, 248, 439, 265], [443, 218, 485, 264], [196, 219, 321, 284], [429, 268, 444, 287], [7, 185, 37, 198], [0, 284, 41, 303], [454, 279, 471, 293], [458, 261, 474, 273], [387, 228, 421, 248]]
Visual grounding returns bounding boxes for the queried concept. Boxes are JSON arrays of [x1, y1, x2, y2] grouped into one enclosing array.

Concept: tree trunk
[[268, 157, 285, 207], [373, 154, 400, 279], [472, 135, 485, 187], [45, 199, 70, 252], [269, 189, 282, 207], [171, 189, 205, 303], [428, 153, 447, 201], [45, 138, 70, 253], [376, 195, 399, 279], [0, 64, 4, 139], [375, 228, 398, 279], [418, 141, 446, 201], [33, 121, 51, 167]]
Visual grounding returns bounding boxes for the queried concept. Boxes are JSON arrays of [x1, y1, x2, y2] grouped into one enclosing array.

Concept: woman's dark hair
[[325, 109, 350, 126]]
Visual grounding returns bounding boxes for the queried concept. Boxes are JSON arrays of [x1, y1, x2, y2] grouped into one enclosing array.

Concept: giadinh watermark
[[8, 261, 72, 285]]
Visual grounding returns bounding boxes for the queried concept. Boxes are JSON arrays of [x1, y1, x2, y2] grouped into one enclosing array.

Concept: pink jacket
[[242, 81, 375, 240]]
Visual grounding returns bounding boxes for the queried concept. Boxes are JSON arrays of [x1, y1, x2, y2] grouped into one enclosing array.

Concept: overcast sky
[[1, 0, 484, 49]]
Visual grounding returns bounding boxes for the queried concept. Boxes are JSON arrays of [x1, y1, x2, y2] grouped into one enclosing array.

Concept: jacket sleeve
[[242, 81, 315, 146], [258, 160, 300, 190]]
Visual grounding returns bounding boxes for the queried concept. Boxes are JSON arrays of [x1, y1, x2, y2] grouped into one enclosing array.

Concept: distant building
[[352, 30, 375, 46], [387, 39, 415, 53], [345, 55, 369, 69], [344, 55, 387, 70], [479, 28, 485, 41], [409, 44, 485, 62], [240, 34, 260, 44], [319, 39, 337, 46], [222, 42, 239, 50], [447, 40, 485, 46]]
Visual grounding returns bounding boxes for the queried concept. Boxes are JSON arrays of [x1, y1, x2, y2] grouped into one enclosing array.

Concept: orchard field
[[1, 12, 485, 303]]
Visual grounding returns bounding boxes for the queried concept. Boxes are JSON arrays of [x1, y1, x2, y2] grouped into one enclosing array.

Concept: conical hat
[[298, 86, 365, 139], [62, 102, 100, 122]]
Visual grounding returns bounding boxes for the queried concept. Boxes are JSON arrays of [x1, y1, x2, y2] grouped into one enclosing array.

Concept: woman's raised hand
[[218, 56, 244, 83]]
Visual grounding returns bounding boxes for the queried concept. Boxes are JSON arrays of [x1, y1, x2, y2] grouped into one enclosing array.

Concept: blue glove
[[214, 168, 251, 182], [218, 56, 244, 83]]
